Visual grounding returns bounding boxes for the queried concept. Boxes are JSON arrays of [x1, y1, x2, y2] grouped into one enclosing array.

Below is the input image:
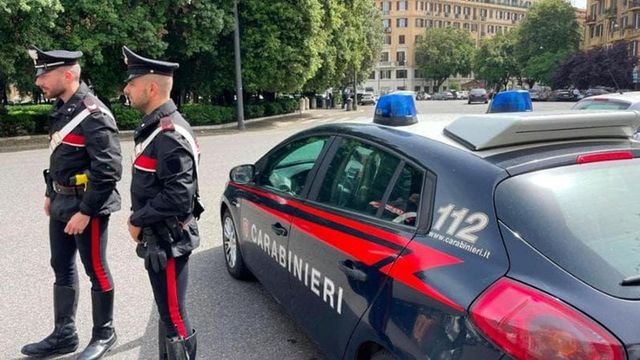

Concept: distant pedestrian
[[122, 45, 202, 359], [22, 46, 122, 360]]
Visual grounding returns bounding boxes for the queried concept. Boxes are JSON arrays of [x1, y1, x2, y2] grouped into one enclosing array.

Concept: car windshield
[[573, 99, 631, 110], [470, 89, 486, 95], [495, 159, 640, 299]]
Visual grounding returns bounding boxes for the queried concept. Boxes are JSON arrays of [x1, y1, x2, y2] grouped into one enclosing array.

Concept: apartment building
[[365, 0, 534, 94], [583, 0, 640, 55]]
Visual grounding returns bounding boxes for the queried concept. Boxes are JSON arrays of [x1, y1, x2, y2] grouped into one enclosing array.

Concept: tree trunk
[[526, 79, 535, 89]]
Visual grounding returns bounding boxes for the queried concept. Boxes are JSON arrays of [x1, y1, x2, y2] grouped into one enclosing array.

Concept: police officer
[[122, 45, 201, 360], [21, 46, 122, 359]]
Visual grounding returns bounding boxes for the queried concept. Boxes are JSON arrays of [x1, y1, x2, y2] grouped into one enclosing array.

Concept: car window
[[495, 159, 640, 299], [470, 89, 486, 95], [379, 163, 423, 226], [258, 136, 329, 196], [573, 99, 631, 110], [317, 138, 400, 217]]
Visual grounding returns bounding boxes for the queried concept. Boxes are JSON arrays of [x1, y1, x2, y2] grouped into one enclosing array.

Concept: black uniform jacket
[[130, 100, 200, 257], [47, 82, 122, 222]]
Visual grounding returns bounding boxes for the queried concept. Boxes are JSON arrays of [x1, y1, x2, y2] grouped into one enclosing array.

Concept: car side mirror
[[230, 164, 256, 184]]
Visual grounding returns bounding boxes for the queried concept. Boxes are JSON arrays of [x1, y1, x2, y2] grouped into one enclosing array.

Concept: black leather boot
[[76, 290, 117, 360], [159, 320, 168, 360], [21, 285, 79, 357], [166, 330, 197, 360]]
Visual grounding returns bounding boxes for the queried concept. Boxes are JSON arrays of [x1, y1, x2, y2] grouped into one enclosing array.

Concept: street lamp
[[233, 0, 245, 130]]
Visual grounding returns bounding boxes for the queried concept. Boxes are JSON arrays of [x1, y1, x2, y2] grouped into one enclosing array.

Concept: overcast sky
[[572, 0, 587, 9]]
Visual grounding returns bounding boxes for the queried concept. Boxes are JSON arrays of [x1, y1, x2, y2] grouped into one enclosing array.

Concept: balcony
[[605, 7, 618, 18], [383, 27, 392, 33], [585, 14, 597, 23], [628, 0, 640, 10], [397, 60, 407, 66], [382, 10, 390, 15]]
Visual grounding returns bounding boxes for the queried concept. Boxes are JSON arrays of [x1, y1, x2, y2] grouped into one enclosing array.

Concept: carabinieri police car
[[220, 93, 640, 360]]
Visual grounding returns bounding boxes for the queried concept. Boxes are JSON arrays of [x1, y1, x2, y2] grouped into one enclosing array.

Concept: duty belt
[[53, 182, 85, 196]]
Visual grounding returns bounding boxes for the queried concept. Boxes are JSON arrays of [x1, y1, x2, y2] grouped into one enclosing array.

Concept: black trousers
[[147, 255, 192, 338], [50, 215, 113, 292]]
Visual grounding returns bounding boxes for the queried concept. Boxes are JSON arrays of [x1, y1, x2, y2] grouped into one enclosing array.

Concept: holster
[[135, 224, 174, 259]]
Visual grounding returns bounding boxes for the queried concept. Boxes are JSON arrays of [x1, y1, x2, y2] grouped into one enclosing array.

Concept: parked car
[[432, 91, 454, 100], [457, 90, 469, 100], [468, 88, 488, 104], [529, 87, 552, 101], [584, 88, 611, 97], [359, 93, 376, 106], [573, 91, 640, 111], [416, 91, 431, 101], [551, 89, 581, 101], [221, 99, 640, 359]]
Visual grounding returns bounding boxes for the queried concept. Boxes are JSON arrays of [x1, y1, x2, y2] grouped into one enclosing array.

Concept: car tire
[[468, 100, 471, 104], [222, 209, 252, 280], [371, 349, 395, 360]]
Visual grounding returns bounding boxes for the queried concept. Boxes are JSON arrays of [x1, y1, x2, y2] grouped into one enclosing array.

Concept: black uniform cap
[[122, 46, 179, 82], [28, 46, 83, 77]]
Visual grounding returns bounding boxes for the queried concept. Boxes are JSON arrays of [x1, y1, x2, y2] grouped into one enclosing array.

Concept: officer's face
[[123, 77, 150, 112], [35, 69, 66, 99]]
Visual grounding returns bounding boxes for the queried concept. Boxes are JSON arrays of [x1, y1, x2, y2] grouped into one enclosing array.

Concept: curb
[[0, 110, 322, 153]]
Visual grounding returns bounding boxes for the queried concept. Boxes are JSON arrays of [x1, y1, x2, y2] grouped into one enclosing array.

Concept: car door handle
[[339, 260, 367, 282], [271, 222, 288, 237]]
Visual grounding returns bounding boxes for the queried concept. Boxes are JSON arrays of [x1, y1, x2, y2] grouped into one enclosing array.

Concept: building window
[[415, 69, 424, 78], [427, 19, 433, 28], [471, 23, 478, 32], [384, 35, 392, 45], [369, 71, 376, 80], [381, 52, 390, 62], [382, 1, 390, 14], [397, 18, 408, 27], [396, 51, 406, 65], [397, 0, 407, 11], [396, 70, 408, 79], [380, 70, 392, 79], [399, 35, 405, 44]]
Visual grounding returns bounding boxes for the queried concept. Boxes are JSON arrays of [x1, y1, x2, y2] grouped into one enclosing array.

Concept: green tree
[[516, 0, 580, 86], [0, 0, 62, 107], [238, 0, 325, 96], [474, 31, 519, 91], [415, 28, 474, 91]]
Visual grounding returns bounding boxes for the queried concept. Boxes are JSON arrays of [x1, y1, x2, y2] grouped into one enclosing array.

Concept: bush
[[244, 104, 265, 119], [111, 104, 141, 130], [264, 102, 283, 116], [0, 113, 37, 137], [277, 98, 299, 113], [182, 104, 235, 125]]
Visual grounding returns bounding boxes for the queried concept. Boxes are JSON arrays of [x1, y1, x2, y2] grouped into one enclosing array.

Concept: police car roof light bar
[[374, 92, 418, 126], [444, 111, 640, 151]]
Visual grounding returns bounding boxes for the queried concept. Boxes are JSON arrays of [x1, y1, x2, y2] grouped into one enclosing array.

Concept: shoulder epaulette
[[82, 96, 100, 113], [160, 117, 175, 132]]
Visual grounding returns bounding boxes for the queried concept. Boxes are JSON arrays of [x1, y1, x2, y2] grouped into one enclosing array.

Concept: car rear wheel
[[222, 209, 252, 280], [371, 349, 395, 360]]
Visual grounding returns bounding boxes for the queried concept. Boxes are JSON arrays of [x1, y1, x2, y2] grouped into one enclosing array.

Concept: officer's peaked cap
[[28, 45, 83, 77], [122, 46, 179, 82]]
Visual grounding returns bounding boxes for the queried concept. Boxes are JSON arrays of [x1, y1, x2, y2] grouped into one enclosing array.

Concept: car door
[[287, 136, 427, 359], [237, 135, 333, 306]]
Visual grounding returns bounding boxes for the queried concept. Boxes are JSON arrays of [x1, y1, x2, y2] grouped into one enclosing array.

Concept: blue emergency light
[[374, 92, 418, 126], [487, 90, 533, 113]]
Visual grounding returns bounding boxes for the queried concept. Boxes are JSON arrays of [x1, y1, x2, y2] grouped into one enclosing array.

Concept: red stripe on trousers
[[166, 258, 187, 338], [91, 218, 112, 291]]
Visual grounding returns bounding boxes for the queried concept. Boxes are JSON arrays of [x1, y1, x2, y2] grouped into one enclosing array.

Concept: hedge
[[0, 98, 300, 137]]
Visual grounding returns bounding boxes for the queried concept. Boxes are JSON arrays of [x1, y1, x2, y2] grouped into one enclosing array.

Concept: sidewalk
[[0, 108, 352, 153]]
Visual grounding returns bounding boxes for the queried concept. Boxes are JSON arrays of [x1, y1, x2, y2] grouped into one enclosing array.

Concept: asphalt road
[[0, 100, 575, 359]]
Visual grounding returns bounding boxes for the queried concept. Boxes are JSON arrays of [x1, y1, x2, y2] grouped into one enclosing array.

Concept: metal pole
[[233, 0, 245, 130]]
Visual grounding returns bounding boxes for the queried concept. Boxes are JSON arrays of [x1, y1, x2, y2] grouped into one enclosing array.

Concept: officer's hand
[[44, 197, 51, 217], [143, 229, 167, 273], [64, 212, 91, 235], [127, 217, 141, 243]]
